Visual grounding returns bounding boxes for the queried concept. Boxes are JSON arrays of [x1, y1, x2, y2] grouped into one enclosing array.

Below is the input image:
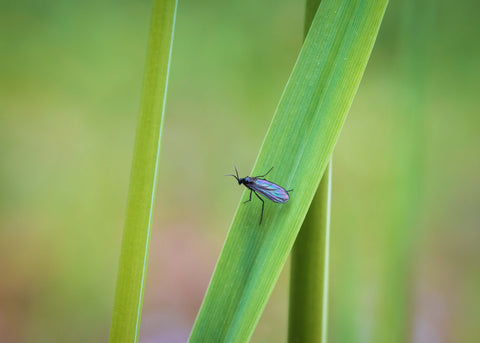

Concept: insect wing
[[252, 179, 290, 203]]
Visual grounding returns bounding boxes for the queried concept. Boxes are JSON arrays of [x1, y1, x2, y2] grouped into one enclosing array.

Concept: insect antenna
[[224, 164, 240, 181]]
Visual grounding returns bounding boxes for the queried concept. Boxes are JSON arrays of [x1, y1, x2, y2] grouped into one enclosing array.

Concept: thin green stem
[[288, 1, 331, 342], [109, 0, 177, 342], [289, 163, 332, 343]]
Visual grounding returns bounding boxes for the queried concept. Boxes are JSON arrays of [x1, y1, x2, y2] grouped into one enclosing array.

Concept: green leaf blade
[[190, 0, 388, 341]]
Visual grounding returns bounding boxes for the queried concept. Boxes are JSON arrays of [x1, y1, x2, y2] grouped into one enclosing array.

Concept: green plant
[[189, 0, 388, 341], [109, 0, 177, 342], [288, 1, 331, 342]]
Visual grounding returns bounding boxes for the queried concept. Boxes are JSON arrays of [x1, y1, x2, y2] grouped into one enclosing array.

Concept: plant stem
[[289, 162, 332, 343], [288, 1, 330, 342], [109, 0, 177, 342]]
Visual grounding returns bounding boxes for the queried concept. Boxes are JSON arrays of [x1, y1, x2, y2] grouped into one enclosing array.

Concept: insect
[[226, 165, 292, 225]]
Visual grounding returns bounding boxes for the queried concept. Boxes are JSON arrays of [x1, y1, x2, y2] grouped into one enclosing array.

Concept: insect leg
[[243, 189, 253, 203], [253, 191, 265, 225], [255, 166, 274, 178]]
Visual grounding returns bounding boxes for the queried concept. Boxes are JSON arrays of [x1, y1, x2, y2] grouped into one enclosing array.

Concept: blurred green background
[[1, 0, 479, 342]]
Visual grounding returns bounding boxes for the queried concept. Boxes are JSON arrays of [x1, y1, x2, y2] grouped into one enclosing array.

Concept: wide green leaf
[[189, 0, 388, 342]]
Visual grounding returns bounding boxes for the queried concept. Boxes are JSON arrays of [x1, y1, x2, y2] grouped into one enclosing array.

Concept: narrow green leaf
[[289, 1, 331, 342], [109, 0, 177, 342], [189, 0, 388, 342]]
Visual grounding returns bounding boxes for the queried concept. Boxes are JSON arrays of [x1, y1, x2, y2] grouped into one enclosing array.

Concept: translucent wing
[[251, 179, 290, 203]]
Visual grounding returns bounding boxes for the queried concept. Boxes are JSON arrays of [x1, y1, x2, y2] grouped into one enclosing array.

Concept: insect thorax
[[243, 176, 257, 184]]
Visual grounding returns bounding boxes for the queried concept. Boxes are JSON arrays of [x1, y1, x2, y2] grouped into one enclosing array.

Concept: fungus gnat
[[226, 165, 292, 225]]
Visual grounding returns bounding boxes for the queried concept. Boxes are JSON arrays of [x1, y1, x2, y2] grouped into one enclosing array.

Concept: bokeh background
[[1, 0, 479, 342]]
